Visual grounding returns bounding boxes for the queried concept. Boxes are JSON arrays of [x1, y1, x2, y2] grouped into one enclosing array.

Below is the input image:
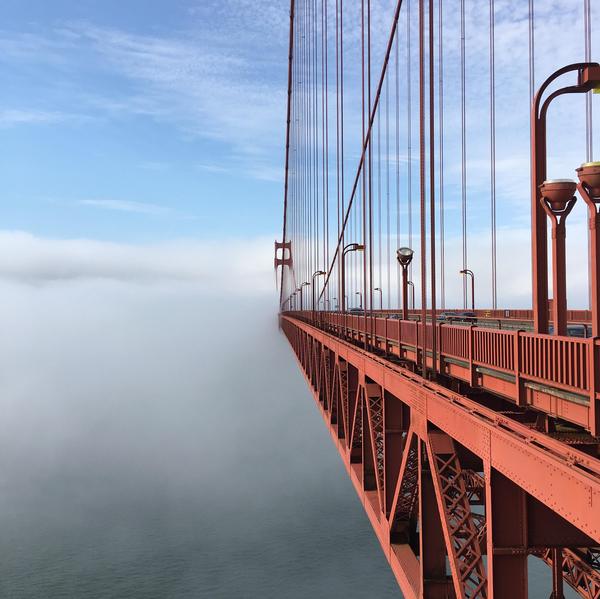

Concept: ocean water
[[0, 282, 574, 598]]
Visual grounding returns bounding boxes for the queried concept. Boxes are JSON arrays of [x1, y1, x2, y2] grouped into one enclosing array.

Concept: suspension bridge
[[275, 0, 599, 597]]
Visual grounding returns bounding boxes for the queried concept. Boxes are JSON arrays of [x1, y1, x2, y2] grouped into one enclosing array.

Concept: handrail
[[285, 310, 599, 435]]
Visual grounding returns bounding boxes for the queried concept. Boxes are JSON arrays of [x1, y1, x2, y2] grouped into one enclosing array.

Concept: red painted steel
[[294, 310, 600, 435], [276, 1, 600, 596], [281, 315, 600, 598]]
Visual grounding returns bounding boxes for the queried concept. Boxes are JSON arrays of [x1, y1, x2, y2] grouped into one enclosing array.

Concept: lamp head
[[540, 179, 577, 214], [577, 162, 600, 200], [396, 247, 414, 267]]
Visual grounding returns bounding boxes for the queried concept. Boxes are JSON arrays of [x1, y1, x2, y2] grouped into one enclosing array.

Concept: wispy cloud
[[0, 109, 70, 127], [79, 199, 170, 216]]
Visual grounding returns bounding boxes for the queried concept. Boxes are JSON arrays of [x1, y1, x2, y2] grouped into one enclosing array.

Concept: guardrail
[[286, 311, 600, 435]]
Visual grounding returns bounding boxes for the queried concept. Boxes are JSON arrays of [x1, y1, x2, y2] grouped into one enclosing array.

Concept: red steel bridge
[[275, 0, 600, 597]]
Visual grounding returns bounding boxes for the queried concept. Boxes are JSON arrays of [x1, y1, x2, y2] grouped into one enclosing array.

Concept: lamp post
[[374, 287, 383, 311], [341, 243, 365, 312], [459, 269, 475, 311], [356, 291, 363, 309], [407, 281, 415, 311], [577, 162, 600, 336], [531, 62, 600, 333], [312, 270, 326, 312], [397, 247, 414, 320], [540, 180, 577, 336], [300, 282, 309, 312]]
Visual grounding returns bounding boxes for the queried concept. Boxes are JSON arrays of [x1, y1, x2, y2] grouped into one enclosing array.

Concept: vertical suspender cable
[[367, 0, 374, 343], [419, 0, 427, 374], [378, 98, 382, 299], [438, 0, 445, 310], [396, 28, 400, 309], [387, 63, 391, 310], [279, 0, 296, 307], [321, 0, 326, 284], [585, 0, 593, 310], [336, 0, 340, 308], [585, 0, 593, 161], [490, 0, 497, 310], [528, 0, 537, 320], [361, 0, 366, 319], [315, 0, 406, 307], [460, 0, 467, 309], [429, 0, 437, 377], [324, 0, 329, 298], [407, 0, 413, 291]]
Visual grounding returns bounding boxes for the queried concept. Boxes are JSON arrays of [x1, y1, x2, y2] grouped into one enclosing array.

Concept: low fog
[[0, 244, 400, 597], [0, 233, 574, 597]]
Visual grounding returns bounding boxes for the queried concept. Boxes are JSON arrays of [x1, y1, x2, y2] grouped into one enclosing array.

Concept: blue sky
[[1, 0, 289, 242], [0, 0, 598, 307]]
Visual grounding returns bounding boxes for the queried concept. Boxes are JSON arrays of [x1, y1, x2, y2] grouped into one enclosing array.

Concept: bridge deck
[[288, 310, 600, 436], [280, 314, 600, 598]]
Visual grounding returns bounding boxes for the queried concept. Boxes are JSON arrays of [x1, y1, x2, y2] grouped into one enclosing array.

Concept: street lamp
[[407, 281, 415, 311], [397, 247, 414, 320], [341, 243, 365, 312], [539, 180, 577, 336], [577, 162, 600, 336], [459, 269, 476, 312], [312, 270, 326, 312], [531, 61, 600, 333], [301, 282, 310, 312], [374, 287, 383, 310], [356, 291, 363, 309]]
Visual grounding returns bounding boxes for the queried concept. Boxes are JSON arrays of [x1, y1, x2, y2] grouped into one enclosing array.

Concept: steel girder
[[281, 315, 600, 598]]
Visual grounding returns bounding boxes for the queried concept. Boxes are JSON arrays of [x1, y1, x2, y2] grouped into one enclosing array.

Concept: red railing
[[473, 328, 515, 373], [290, 311, 598, 434], [520, 332, 589, 392]]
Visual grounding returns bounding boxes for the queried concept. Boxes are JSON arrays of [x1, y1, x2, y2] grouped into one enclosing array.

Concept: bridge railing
[[286, 311, 599, 434]]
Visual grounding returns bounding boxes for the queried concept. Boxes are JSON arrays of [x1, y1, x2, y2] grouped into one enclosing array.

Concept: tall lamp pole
[[374, 287, 383, 310], [312, 270, 326, 312], [531, 62, 600, 333], [397, 247, 415, 320], [356, 291, 363, 309], [407, 281, 415, 311], [459, 269, 475, 311], [341, 243, 365, 312], [577, 162, 600, 336], [300, 282, 309, 311]]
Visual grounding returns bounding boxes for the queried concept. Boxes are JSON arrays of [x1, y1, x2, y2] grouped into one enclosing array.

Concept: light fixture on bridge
[[539, 179, 578, 336], [577, 162, 600, 200], [396, 247, 414, 320], [396, 247, 414, 268], [540, 179, 578, 213], [531, 62, 600, 335], [311, 270, 326, 312], [576, 162, 600, 336], [341, 243, 365, 313]]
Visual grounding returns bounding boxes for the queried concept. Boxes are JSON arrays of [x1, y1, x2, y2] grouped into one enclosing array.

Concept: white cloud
[[0, 231, 275, 295], [0, 109, 70, 127], [79, 199, 170, 216]]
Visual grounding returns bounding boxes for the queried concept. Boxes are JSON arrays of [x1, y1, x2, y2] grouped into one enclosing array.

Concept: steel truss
[[281, 315, 600, 598]]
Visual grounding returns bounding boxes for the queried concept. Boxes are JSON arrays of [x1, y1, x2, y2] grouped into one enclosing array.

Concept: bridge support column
[[489, 471, 528, 598]]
